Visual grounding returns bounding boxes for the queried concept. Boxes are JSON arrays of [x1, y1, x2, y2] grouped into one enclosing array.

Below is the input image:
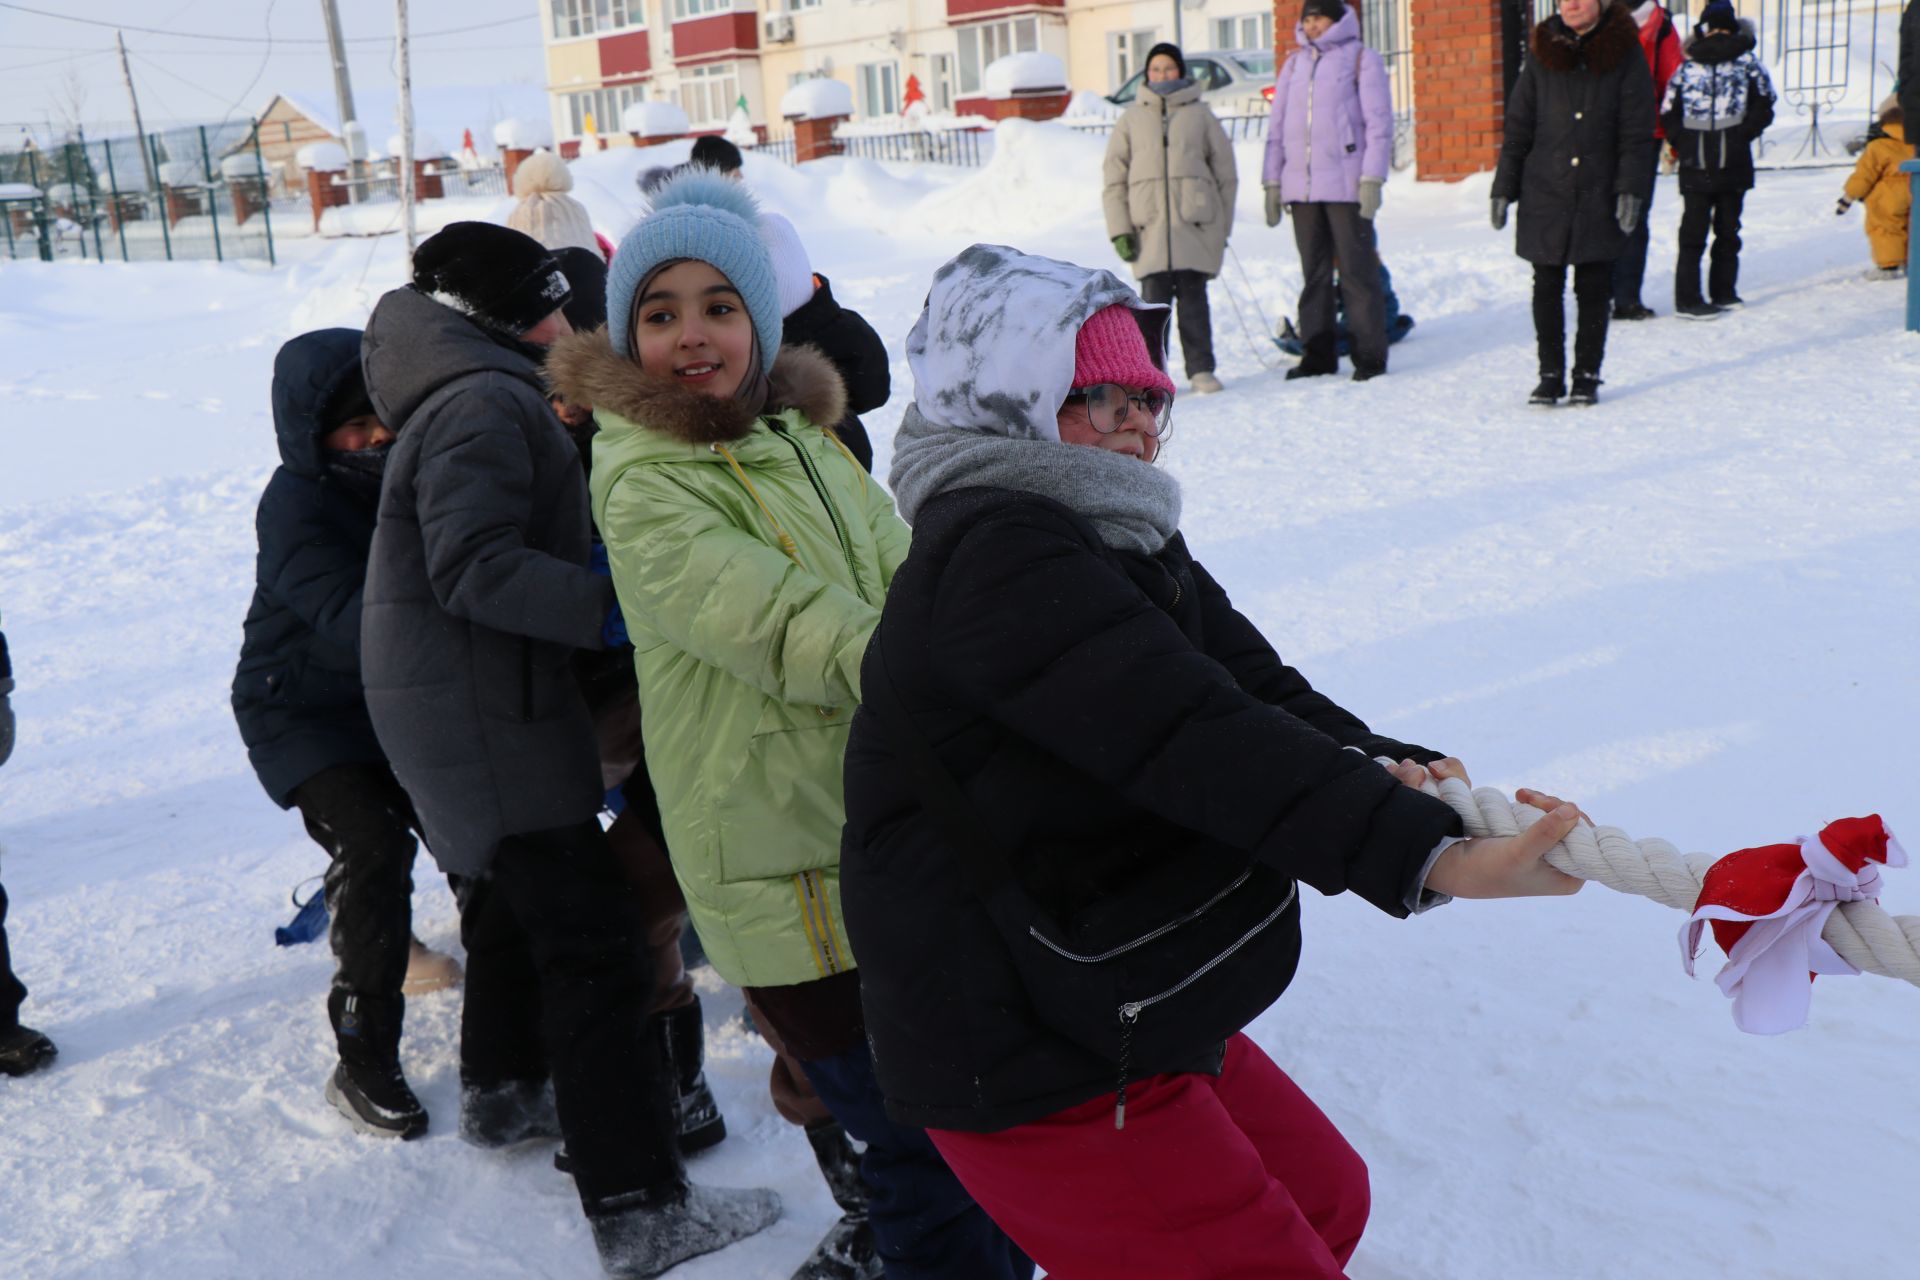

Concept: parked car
[[1107, 48, 1278, 117]]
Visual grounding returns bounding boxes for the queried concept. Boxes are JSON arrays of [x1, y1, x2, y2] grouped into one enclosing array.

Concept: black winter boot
[[1567, 372, 1603, 406], [326, 990, 426, 1139], [791, 1121, 879, 1279], [589, 1182, 782, 1278], [459, 1076, 560, 1148], [1529, 373, 1566, 406], [658, 999, 726, 1155], [0, 1023, 57, 1077]]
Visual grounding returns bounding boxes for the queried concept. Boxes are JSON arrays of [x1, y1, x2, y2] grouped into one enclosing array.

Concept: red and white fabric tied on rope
[[1681, 815, 1908, 1035]]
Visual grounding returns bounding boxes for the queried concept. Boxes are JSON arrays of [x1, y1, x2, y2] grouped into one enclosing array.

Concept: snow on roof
[[780, 78, 854, 122], [0, 182, 40, 199], [622, 100, 690, 137], [984, 52, 1068, 100], [387, 129, 448, 159], [297, 141, 350, 171], [158, 159, 203, 187], [494, 116, 554, 150], [269, 85, 548, 156]]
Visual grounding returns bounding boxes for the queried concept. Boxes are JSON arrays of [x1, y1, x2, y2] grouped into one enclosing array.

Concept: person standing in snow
[[1103, 41, 1236, 396], [1836, 101, 1911, 278], [231, 328, 464, 1140], [507, 149, 610, 262], [359, 221, 779, 1278], [761, 211, 886, 472], [1611, 1, 1684, 320], [839, 243, 1588, 1280], [0, 611, 58, 1078], [545, 171, 1028, 1280], [1658, 1, 1774, 317], [1492, 0, 1655, 406], [1262, 0, 1395, 381]]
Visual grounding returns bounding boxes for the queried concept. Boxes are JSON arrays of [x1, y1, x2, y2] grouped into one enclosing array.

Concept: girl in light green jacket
[[547, 171, 1031, 1279]]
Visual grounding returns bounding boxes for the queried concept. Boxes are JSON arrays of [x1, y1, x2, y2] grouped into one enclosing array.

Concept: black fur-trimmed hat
[[411, 221, 573, 336]]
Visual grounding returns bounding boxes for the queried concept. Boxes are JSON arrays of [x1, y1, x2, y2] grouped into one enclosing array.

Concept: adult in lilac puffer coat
[[1262, 1, 1396, 380], [1261, 4, 1392, 204]]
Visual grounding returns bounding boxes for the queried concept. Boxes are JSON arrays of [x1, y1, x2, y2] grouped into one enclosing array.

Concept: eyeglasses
[[1064, 383, 1174, 440]]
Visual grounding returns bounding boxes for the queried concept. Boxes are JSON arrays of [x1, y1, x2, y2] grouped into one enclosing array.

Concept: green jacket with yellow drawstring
[[550, 333, 912, 989]]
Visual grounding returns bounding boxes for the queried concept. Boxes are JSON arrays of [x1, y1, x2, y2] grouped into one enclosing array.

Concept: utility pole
[[115, 31, 160, 198], [318, 0, 364, 203], [396, 0, 416, 258]]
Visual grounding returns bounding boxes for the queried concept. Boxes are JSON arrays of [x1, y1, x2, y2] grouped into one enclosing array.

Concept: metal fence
[[1362, 0, 1419, 169], [836, 128, 988, 167], [0, 120, 275, 265], [1067, 113, 1271, 142]]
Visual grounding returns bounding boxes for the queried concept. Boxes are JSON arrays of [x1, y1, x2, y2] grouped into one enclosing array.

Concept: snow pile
[[725, 104, 759, 146], [780, 78, 854, 122], [0, 182, 38, 199], [219, 153, 266, 179], [984, 51, 1068, 99], [295, 141, 349, 172], [1061, 89, 1121, 121], [622, 99, 691, 138], [493, 116, 553, 151], [913, 118, 1104, 235]]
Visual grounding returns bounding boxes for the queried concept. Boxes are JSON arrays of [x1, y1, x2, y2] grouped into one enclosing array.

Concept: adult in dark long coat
[[359, 223, 768, 1269], [1492, 0, 1656, 406], [0, 608, 57, 1078]]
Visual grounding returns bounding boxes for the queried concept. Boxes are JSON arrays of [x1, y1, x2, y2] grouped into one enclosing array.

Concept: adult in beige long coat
[[1103, 42, 1238, 394]]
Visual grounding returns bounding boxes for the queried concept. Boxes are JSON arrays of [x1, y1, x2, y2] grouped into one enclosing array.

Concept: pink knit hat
[[1072, 304, 1176, 398]]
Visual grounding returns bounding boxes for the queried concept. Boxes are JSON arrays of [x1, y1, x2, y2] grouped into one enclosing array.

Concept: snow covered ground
[[1, 122, 1916, 1278]]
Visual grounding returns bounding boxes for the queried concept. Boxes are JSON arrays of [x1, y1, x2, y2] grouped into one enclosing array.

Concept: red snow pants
[[927, 1033, 1368, 1279]]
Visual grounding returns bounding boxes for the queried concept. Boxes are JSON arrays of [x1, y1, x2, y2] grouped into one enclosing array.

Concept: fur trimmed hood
[[544, 326, 847, 446], [1532, 2, 1641, 74]]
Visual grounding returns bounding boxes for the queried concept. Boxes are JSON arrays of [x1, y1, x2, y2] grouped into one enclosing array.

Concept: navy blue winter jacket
[[231, 328, 389, 807]]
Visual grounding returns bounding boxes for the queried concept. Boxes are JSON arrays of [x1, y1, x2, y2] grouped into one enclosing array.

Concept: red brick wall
[[1409, 0, 1504, 180]]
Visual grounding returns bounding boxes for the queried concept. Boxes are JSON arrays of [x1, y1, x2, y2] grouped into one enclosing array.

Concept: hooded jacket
[[546, 335, 910, 989], [358, 288, 613, 876], [1493, 3, 1657, 265], [1102, 79, 1238, 278], [1261, 9, 1393, 204], [1659, 22, 1775, 194], [840, 248, 1461, 1132], [232, 328, 391, 806], [1631, 2, 1685, 141], [1844, 120, 1913, 268]]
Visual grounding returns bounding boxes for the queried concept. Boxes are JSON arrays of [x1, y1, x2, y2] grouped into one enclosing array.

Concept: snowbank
[[1062, 89, 1120, 121], [984, 51, 1068, 99], [622, 99, 690, 138], [912, 117, 1104, 235], [780, 78, 854, 122], [295, 141, 349, 172], [493, 116, 553, 150]]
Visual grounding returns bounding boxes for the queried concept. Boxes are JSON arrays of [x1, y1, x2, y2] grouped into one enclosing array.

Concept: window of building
[[1213, 12, 1274, 53], [1107, 28, 1159, 93], [784, 0, 823, 9], [929, 53, 954, 113], [549, 0, 644, 40], [789, 69, 826, 89], [568, 83, 642, 136], [956, 17, 1040, 96], [858, 62, 900, 118], [678, 62, 740, 127], [671, 0, 730, 19]]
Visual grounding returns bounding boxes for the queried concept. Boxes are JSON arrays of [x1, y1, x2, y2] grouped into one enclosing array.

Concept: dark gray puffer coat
[[359, 287, 613, 876]]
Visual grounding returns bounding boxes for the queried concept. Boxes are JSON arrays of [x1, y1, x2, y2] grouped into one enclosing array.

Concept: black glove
[[0, 689, 14, 771], [1264, 184, 1285, 228], [1616, 193, 1644, 235], [1490, 197, 1510, 231]]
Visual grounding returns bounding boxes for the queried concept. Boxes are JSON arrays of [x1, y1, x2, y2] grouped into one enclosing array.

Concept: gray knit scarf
[[890, 403, 1182, 555]]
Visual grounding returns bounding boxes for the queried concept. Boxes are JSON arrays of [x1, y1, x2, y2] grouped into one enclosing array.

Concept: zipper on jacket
[[771, 424, 861, 587], [1304, 49, 1318, 194], [1027, 867, 1254, 963], [1161, 104, 1174, 271], [1104, 877, 1298, 1129]]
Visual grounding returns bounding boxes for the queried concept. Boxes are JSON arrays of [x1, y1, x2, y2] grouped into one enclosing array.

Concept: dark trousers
[[1533, 261, 1614, 377], [1292, 202, 1387, 370], [1138, 269, 1216, 377], [457, 820, 682, 1211], [1612, 141, 1662, 309], [291, 765, 418, 1007], [0, 881, 26, 1030], [1676, 189, 1747, 305], [800, 1044, 1034, 1280]]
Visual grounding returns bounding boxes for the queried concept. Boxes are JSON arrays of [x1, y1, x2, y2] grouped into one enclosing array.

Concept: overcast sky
[[2, 0, 546, 139]]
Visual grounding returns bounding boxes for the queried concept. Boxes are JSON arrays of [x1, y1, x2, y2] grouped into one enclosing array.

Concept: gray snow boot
[[459, 1077, 560, 1148], [589, 1183, 782, 1278]]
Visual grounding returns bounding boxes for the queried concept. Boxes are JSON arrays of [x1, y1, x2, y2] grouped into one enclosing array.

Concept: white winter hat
[[759, 212, 816, 318]]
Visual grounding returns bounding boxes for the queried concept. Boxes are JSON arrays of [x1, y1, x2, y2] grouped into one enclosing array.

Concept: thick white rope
[[1412, 771, 1920, 988]]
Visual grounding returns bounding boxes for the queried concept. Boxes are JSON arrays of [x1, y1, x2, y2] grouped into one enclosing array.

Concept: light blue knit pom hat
[[606, 168, 782, 375]]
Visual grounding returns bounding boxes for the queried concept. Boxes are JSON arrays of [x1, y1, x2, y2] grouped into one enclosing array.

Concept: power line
[[0, 50, 116, 73], [0, 4, 532, 46]]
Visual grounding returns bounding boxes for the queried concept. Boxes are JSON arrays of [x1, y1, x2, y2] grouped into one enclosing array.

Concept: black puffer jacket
[[1659, 24, 1775, 195], [359, 288, 613, 876], [781, 274, 887, 473], [231, 328, 390, 806], [841, 486, 1461, 1133], [1494, 3, 1657, 265]]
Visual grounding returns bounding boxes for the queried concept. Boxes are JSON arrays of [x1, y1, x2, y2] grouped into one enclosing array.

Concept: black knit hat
[[1142, 42, 1186, 78], [411, 221, 573, 336], [1300, 0, 1346, 22], [555, 245, 609, 333]]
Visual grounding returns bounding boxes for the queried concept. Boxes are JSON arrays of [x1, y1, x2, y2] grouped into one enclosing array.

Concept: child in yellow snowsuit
[[1837, 106, 1910, 272]]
